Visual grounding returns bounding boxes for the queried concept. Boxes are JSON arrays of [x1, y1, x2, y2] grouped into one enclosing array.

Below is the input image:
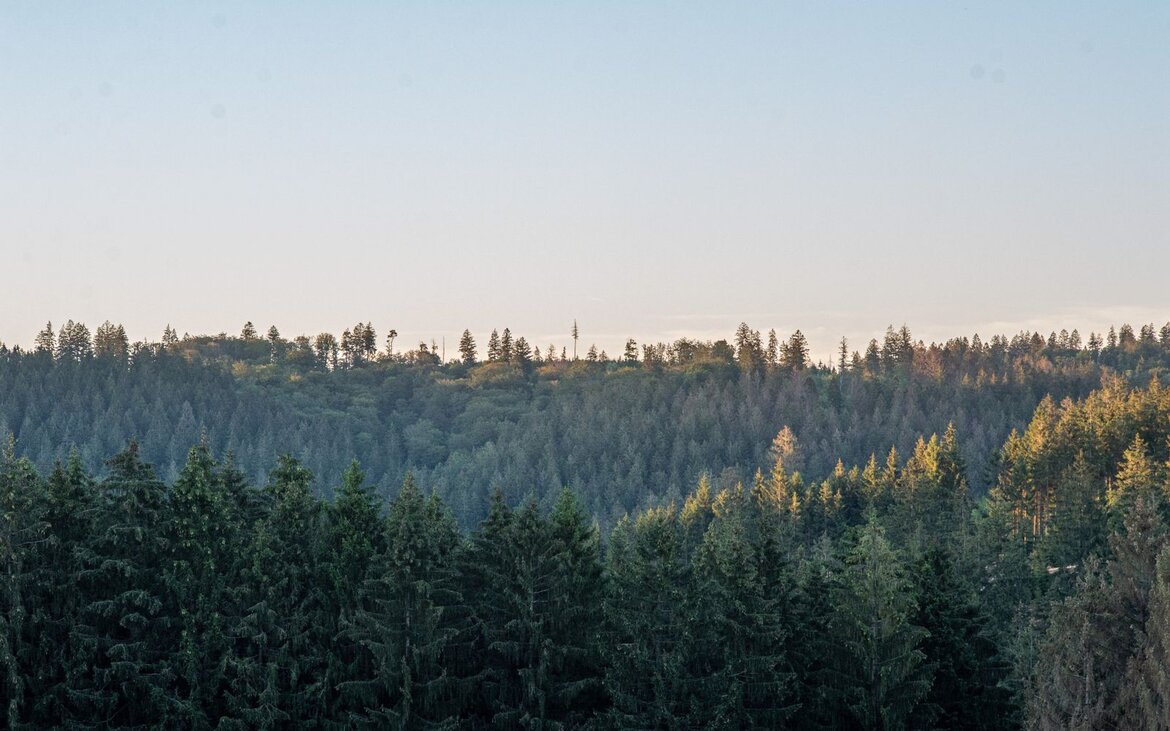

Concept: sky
[[2, 2, 1168, 361]]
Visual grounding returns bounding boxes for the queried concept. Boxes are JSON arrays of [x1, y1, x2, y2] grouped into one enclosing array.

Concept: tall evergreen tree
[[690, 485, 795, 728], [831, 518, 930, 730], [604, 506, 692, 729], [74, 443, 179, 728], [165, 442, 242, 728], [1119, 543, 1170, 728], [222, 455, 327, 728], [459, 330, 477, 366], [342, 474, 466, 727], [0, 436, 47, 729]]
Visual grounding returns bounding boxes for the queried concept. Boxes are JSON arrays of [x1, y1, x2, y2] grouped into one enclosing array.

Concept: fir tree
[[459, 330, 477, 366], [74, 443, 179, 728], [831, 518, 930, 730]]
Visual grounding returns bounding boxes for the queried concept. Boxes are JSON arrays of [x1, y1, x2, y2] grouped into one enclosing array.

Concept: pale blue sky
[[2, 2, 1167, 359]]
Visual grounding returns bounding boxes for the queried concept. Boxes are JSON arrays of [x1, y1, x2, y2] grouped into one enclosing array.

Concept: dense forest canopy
[[3, 319, 1169, 528], [5, 358, 1170, 727]]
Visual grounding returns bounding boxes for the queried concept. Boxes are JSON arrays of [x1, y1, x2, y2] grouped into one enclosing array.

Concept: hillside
[[3, 320, 1168, 526]]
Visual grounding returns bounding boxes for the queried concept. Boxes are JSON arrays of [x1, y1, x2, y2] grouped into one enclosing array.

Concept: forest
[[3, 319, 1169, 528], [4, 320, 1170, 728]]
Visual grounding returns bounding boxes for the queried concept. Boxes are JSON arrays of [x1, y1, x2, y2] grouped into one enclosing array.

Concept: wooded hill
[[4, 370, 1170, 726], [3, 320, 1168, 528]]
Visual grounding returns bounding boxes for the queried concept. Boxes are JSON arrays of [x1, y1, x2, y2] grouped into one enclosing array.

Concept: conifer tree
[[341, 473, 466, 727], [1119, 544, 1170, 728], [831, 518, 930, 729], [791, 535, 847, 729], [477, 499, 557, 727], [604, 507, 692, 728], [165, 441, 242, 727], [94, 321, 130, 361], [514, 337, 533, 369], [0, 436, 47, 729], [74, 443, 179, 728], [1107, 435, 1162, 530], [1028, 498, 1167, 728], [690, 484, 795, 727], [545, 489, 607, 724], [223, 455, 327, 727], [1036, 454, 1106, 576], [910, 547, 1012, 730], [499, 328, 514, 362], [22, 453, 95, 726], [780, 330, 810, 371], [459, 330, 477, 365], [321, 460, 384, 723]]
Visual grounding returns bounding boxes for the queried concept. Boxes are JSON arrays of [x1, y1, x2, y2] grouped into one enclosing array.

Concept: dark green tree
[[831, 518, 930, 730], [459, 330, 477, 366]]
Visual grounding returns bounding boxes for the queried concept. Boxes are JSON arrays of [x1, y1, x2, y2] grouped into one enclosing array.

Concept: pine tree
[[163, 324, 180, 350], [514, 337, 533, 369], [624, 338, 638, 363], [545, 489, 607, 724], [603, 506, 692, 728], [341, 473, 467, 727], [74, 443, 179, 728], [0, 435, 48, 729], [267, 326, 283, 363], [690, 484, 796, 727], [791, 535, 847, 729], [94, 321, 130, 361], [477, 499, 556, 727], [165, 441, 241, 728], [322, 460, 384, 724], [1028, 498, 1167, 729], [222, 455, 327, 727], [22, 453, 95, 726], [459, 330, 477, 366], [1037, 454, 1106, 577], [33, 322, 54, 356], [910, 547, 1012, 730], [831, 518, 930, 729], [734, 323, 763, 373], [499, 328, 514, 362], [780, 330, 810, 371], [1107, 435, 1162, 530], [1119, 543, 1170, 728]]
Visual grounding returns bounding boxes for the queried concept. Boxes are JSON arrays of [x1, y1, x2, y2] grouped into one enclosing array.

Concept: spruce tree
[[459, 330, 477, 365], [222, 455, 327, 727], [690, 484, 795, 727], [1119, 543, 1170, 728], [22, 453, 95, 726], [910, 547, 1012, 730], [0, 436, 47, 729], [545, 489, 607, 724], [831, 518, 930, 730], [165, 442, 242, 728], [341, 473, 466, 727], [499, 328, 514, 363], [74, 443, 179, 728], [603, 506, 692, 728]]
